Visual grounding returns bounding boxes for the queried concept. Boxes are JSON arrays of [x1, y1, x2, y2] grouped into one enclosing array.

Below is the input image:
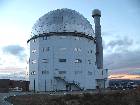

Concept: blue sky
[[0, 0, 140, 80]]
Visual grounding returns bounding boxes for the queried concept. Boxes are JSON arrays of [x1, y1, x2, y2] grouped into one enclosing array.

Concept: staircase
[[54, 76, 84, 91]]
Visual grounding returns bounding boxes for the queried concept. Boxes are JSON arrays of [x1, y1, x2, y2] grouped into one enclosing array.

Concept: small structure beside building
[[0, 79, 10, 93], [0, 79, 29, 93]]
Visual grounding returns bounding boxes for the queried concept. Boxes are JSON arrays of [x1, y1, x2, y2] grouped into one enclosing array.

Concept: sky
[[0, 0, 140, 80]]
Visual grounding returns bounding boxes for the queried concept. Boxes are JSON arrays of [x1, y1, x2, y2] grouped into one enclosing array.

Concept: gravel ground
[[0, 93, 13, 105], [6, 89, 140, 105], [0, 92, 31, 105]]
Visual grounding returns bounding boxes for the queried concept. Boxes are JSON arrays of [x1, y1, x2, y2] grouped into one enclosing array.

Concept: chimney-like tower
[[92, 9, 103, 69]]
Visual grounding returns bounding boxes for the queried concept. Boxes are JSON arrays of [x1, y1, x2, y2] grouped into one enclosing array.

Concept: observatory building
[[28, 8, 108, 91]]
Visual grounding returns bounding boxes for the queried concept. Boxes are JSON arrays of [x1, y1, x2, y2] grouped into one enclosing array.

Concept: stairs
[[54, 76, 84, 91]]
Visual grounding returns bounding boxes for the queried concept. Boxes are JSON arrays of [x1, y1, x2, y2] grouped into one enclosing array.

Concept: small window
[[32, 60, 37, 64], [42, 47, 50, 52], [88, 71, 92, 75], [31, 71, 36, 75], [42, 59, 48, 63], [59, 59, 66, 62], [106, 69, 108, 73], [32, 49, 36, 53], [95, 62, 97, 65], [75, 71, 82, 75], [90, 50, 93, 53], [33, 39, 36, 42], [102, 70, 103, 75], [75, 37, 80, 40], [74, 59, 82, 63], [74, 48, 81, 52], [43, 36, 47, 40], [55, 68, 59, 71], [42, 70, 49, 74], [59, 71, 66, 74], [88, 50, 93, 53], [88, 60, 91, 64]]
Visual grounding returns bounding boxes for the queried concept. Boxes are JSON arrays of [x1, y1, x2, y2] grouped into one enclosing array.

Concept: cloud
[[106, 37, 133, 49], [2, 45, 26, 61], [103, 35, 140, 70], [104, 50, 140, 70]]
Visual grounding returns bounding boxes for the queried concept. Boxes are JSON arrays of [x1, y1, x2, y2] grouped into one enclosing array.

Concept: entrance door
[[96, 79, 105, 88]]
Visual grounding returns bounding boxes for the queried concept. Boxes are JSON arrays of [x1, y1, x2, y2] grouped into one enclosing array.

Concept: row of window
[[31, 59, 48, 64], [32, 36, 84, 43], [30, 70, 94, 75], [31, 59, 94, 64], [59, 59, 82, 63], [32, 48, 93, 53]]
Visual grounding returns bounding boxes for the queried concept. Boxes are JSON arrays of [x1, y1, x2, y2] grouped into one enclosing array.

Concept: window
[[33, 39, 36, 42], [42, 47, 50, 52], [55, 68, 59, 71], [106, 69, 108, 73], [88, 60, 91, 64], [42, 70, 49, 74], [59, 59, 66, 62], [74, 48, 81, 52], [32, 60, 37, 64], [31, 71, 36, 75], [74, 59, 82, 63], [95, 62, 97, 65], [88, 50, 93, 53], [43, 36, 47, 40], [90, 50, 93, 53], [75, 71, 82, 75], [75, 37, 80, 40], [102, 70, 103, 75], [42, 59, 48, 63], [32, 49, 36, 53], [59, 71, 66, 74], [88, 71, 92, 75]]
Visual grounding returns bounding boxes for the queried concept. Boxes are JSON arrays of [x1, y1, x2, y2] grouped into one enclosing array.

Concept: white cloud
[[2, 45, 27, 61]]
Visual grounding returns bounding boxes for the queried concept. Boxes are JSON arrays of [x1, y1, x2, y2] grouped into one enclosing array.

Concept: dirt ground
[[6, 89, 140, 105]]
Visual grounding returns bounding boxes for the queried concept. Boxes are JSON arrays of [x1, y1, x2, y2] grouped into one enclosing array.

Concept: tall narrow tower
[[92, 9, 103, 69]]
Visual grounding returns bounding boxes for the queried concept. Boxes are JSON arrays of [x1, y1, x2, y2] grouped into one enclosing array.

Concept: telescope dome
[[31, 8, 94, 37]]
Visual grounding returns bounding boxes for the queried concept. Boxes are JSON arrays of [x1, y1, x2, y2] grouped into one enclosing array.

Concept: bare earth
[[6, 89, 140, 105]]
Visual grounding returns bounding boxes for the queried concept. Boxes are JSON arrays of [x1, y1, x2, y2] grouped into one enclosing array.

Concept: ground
[[6, 88, 140, 105]]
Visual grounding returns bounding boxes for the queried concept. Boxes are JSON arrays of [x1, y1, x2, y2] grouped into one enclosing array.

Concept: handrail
[[54, 76, 83, 90]]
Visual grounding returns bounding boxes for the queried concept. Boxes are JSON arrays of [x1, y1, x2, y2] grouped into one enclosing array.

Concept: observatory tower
[[28, 8, 108, 92], [92, 9, 103, 69]]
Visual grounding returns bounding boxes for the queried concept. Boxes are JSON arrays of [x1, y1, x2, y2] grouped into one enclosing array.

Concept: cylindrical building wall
[[29, 33, 97, 91]]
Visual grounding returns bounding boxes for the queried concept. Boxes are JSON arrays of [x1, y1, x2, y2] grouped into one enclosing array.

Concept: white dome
[[92, 9, 101, 17], [31, 8, 94, 37]]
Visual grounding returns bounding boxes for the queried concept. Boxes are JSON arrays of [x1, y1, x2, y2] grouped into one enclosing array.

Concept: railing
[[54, 76, 83, 90]]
